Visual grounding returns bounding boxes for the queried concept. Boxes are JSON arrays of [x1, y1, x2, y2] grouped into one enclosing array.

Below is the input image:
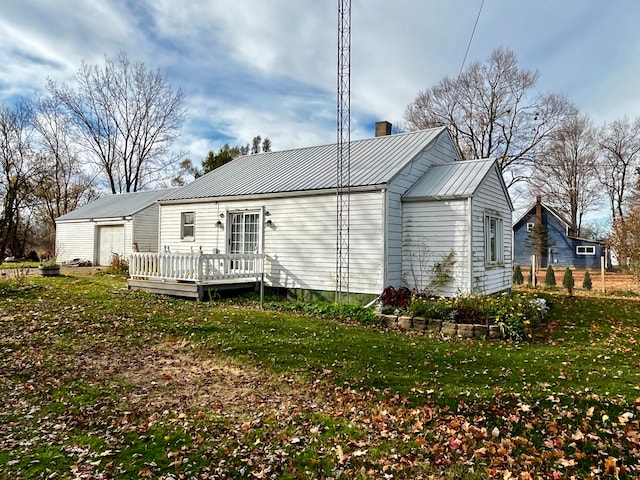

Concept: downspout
[[468, 197, 474, 293], [157, 204, 162, 253], [366, 188, 387, 310], [381, 188, 388, 290]]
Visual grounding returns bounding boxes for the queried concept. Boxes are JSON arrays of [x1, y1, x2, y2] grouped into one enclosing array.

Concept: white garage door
[[98, 225, 124, 266]]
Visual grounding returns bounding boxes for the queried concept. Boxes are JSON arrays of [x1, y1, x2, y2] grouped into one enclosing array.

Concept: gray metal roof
[[56, 188, 177, 222], [162, 127, 447, 201], [403, 158, 496, 200]]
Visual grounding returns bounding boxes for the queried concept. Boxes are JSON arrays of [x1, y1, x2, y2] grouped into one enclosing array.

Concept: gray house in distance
[[513, 199, 606, 269]]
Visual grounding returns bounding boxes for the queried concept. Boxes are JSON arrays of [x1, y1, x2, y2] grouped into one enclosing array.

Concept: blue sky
[[1, 0, 639, 167]]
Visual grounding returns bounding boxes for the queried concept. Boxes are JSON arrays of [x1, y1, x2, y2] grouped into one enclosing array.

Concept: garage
[[97, 225, 125, 266], [56, 189, 175, 266]]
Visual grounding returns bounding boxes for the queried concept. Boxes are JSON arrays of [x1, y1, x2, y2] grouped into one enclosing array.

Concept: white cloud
[[1, 0, 640, 172]]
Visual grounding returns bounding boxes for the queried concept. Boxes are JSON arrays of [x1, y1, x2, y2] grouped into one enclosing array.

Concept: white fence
[[129, 252, 264, 282]]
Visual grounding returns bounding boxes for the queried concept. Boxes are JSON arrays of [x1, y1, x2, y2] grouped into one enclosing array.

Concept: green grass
[[1, 274, 639, 479], [0, 261, 39, 269]]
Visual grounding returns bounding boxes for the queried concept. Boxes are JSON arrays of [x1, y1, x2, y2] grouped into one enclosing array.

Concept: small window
[[526, 222, 535, 233], [576, 245, 595, 255], [181, 212, 195, 240], [485, 215, 504, 265]]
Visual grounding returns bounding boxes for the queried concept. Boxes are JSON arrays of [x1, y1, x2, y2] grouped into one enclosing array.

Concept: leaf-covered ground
[[1, 273, 639, 479]]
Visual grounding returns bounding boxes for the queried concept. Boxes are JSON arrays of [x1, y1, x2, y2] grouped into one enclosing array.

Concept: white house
[[128, 125, 513, 300], [55, 189, 175, 266]]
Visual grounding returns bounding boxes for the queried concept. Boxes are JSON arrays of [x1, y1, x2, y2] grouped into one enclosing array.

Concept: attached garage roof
[[161, 127, 448, 201], [403, 158, 497, 200], [56, 189, 176, 222]]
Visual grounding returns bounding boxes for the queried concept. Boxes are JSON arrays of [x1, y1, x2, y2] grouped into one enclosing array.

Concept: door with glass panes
[[228, 212, 260, 271]]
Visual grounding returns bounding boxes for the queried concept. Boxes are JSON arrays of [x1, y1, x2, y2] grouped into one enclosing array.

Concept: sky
[[2, 0, 640, 169]]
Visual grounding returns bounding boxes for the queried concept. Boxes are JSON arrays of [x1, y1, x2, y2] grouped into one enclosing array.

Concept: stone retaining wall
[[376, 313, 502, 339]]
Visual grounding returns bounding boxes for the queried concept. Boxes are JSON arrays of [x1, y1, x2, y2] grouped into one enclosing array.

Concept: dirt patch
[[88, 340, 320, 417]]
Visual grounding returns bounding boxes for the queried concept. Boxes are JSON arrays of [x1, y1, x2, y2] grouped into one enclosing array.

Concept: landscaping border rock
[[375, 313, 502, 339]]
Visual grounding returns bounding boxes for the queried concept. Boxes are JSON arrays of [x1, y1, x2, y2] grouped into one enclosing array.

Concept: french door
[[228, 212, 260, 271]]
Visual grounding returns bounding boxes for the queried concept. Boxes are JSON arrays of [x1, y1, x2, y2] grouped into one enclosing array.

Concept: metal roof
[[403, 158, 496, 200], [162, 127, 447, 201], [56, 188, 177, 222]]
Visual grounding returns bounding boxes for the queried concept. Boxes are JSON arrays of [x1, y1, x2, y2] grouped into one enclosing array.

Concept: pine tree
[[544, 265, 556, 287], [583, 270, 592, 291], [513, 265, 524, 285], [563, 267, 575, 295]]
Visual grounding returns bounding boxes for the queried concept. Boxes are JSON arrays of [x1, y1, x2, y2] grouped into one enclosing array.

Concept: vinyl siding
[[470, 167, 513, 293], [402, 200, 469, 296], [132, 204, 160, 252], [56, 221, 96, 264], [385, 131, 461, 287], [159, 190, 385, 294]]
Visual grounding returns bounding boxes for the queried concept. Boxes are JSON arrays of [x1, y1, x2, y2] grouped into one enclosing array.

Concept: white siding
[[471, 166, 513, 294], [132, 204, 160, 252], [402, 200, 469, 296], [159, 190, 385, 294], [386, 131, 461, 287], [56, 221, 96, 263]]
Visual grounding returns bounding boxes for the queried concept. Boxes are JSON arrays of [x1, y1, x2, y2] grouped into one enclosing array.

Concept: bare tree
[[530, 113, 601, 236], [597, 117, 640, 222], [0, 101, 37, 261], [47, 52, 186, 193], [404, 47, 574, 188], [31, 95, 97, 252]]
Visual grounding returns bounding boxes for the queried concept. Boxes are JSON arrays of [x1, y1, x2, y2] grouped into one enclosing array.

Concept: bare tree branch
[[47, 52, 186, 193], [404, 47, 574, 189]]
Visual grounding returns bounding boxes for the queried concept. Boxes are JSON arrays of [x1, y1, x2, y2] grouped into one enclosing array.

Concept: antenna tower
[[336, 0, 351, 302]]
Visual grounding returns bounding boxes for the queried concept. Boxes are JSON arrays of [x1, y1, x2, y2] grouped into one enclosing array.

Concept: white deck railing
[[129, 252, 264, 282]]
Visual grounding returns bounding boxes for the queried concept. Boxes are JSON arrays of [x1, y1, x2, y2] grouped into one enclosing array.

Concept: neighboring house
[[55, 189, 175, 266], [513, 199, 606, 269], [133, 125, 513, 299]]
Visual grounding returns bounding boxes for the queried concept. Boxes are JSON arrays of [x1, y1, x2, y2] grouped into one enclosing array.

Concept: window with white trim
[[526, 222, 535, 233], [576, 245, 595, 255], [181, 212, 195, 240], [485, 215, 504, 265]]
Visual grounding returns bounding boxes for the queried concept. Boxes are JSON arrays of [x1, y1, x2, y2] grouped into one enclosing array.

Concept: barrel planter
[[39, 265, 60, 277]]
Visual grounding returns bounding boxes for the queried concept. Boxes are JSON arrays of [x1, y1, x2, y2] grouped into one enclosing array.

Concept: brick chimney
[[375, 121, 392, 137]]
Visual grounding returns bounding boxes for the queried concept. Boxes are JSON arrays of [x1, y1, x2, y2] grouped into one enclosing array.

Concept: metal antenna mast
[[336, 0, 351, 302]]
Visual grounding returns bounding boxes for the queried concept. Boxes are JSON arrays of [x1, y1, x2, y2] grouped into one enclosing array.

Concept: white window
[[485, 215, 504, 265], [181, 212, 195, 240], [526, 222, 535, 233], [576, 245, 595, 255]]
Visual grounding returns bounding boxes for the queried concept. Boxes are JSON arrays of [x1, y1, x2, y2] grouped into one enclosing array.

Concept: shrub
[[409, 296, 452, 319], [380, 286, 411, 310], [107, 253, 129, 275], [265, 300, 377, 325], [563, 267, 574, 295], [451, 295, 486, 324], [513, 265, 524, 285], [544, 265, 556, 287], [583, 270, 592, 291]]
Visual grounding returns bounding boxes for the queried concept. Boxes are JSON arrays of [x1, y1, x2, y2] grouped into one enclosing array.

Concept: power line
[[458, 0, 484, 78]]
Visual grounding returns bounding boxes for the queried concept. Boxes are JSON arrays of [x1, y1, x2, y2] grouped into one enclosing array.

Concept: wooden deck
[[127, 252, 265, 301]]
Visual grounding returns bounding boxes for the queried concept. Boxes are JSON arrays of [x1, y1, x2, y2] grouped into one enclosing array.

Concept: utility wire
[[458, 0, 484, 78]]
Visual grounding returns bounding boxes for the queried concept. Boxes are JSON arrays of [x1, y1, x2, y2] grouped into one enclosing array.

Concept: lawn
[[1, 273, 639, 479]]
